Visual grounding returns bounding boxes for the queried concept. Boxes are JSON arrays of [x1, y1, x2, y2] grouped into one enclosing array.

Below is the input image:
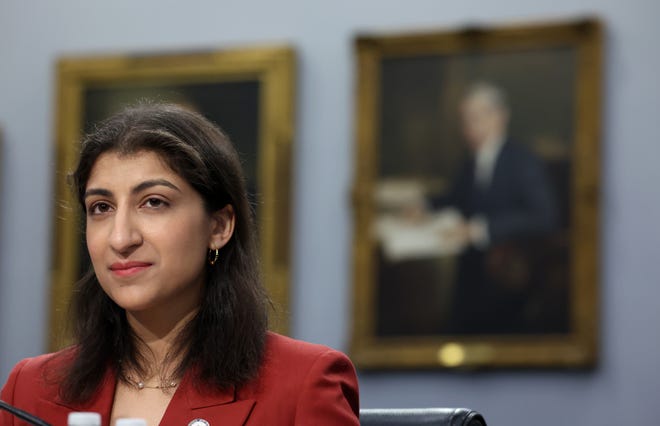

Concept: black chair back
[[360, 408, 487, 426]]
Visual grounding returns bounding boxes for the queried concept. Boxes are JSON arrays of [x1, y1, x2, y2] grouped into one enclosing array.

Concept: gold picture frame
[[351, 19, 602, 368], [50, 46, 296, 350]]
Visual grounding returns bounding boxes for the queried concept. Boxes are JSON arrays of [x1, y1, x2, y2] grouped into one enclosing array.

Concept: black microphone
[[0, 400, 52, 426]]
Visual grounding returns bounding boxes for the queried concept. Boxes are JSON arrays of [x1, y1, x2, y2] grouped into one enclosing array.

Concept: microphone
[[0, 400, 52, 426]]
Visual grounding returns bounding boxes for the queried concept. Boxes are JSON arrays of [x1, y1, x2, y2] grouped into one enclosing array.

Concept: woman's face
[[84, 150, 230, 315]]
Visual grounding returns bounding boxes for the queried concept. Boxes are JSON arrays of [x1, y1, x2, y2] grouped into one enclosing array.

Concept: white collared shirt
[[469, 136, 506, 248], [474, 136, 505, 189]]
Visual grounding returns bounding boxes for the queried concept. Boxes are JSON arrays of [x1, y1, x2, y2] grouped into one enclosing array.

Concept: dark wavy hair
[[57, 102, 268, 403]]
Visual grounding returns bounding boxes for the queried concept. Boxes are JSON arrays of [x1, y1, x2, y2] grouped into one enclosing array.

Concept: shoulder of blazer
[[261, 332, 352, 372], [241, 332, 354, 393], [5, 349, 75, 394], [499, 140, 538, 163], [265, 332, 337, 357], [1, 348, 76, 420]]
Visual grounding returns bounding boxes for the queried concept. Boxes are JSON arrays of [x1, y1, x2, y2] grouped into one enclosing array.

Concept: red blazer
[[1, 333, 359, 425]]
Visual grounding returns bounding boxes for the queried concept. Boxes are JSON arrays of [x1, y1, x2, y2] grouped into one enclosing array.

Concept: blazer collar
[[43, 366, 255, 426], [38, 366, 117, 426], [164, 373, 256, 425]]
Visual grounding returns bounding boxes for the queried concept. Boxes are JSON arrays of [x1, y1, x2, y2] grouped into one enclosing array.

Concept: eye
[[142, 197, 169, 209], [89, 201, 113, 215]]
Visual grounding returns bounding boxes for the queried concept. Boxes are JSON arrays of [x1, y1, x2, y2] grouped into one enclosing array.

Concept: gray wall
[[1, 1, 658, 424]]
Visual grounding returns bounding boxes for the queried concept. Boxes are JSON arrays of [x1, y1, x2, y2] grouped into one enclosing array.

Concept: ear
[[208, 204, 236, 251]]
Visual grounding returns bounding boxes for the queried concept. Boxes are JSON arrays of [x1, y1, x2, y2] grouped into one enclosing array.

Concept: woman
[[1, 103, 359, 425]]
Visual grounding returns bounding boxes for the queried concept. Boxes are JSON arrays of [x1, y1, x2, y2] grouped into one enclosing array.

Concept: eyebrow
[[84, 179, 181, 199], [133, 179, 181, 194]]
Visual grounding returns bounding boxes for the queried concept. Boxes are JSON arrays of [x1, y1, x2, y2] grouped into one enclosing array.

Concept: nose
[[108, 207, 142, 256]]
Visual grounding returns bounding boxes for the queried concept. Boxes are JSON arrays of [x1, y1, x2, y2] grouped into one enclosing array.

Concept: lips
[[109, 261, 153, 277]]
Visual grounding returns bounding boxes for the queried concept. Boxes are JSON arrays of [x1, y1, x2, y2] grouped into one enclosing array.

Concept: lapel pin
[[188, 419, 210, 426]]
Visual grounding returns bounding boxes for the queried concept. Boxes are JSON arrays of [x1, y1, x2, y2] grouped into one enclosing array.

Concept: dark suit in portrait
[[432, 140, 558, 334]]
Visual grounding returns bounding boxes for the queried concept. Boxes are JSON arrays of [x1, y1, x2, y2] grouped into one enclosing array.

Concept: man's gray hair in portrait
[[463, 81, 510, 112]]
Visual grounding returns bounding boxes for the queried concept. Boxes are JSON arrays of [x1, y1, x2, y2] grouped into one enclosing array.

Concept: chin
[[105, 291, 157, 313], [114, 301, 155, 313]]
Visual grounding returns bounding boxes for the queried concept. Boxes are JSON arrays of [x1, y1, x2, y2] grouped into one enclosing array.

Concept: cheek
[[463, 116, 479, 132], [162, 232, 205, 260], [85, 224, 113, 292], [463, 124, 480, 142], [155, 215, 211, 262], [85, 224, 104, 262]]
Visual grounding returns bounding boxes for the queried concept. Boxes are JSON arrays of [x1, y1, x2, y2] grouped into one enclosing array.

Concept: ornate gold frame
[[351, 19, 602, 368], [50, 46, 295, 350]]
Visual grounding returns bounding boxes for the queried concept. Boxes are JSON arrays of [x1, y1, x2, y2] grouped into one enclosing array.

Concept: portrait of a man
[[424, 82, 559, 334], [351, 19, 601, 369], [372, 50, 576, 338]]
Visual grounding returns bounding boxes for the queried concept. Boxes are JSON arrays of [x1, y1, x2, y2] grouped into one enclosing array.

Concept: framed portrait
[[351, 19, 602, 368], [50, 46, 295, 350]]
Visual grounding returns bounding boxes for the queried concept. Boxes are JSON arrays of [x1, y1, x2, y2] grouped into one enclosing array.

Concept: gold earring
[[208, 248, 219, 266]]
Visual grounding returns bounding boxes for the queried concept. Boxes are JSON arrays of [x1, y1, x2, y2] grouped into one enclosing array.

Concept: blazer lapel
[[160, 372, 256, 426], [488, 141, 510, 194], [37, 366, 117, 426]]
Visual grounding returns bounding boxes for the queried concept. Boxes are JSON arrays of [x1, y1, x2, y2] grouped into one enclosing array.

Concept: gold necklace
[[124, 375, 178, 391], [118, 359, 179, 391]]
